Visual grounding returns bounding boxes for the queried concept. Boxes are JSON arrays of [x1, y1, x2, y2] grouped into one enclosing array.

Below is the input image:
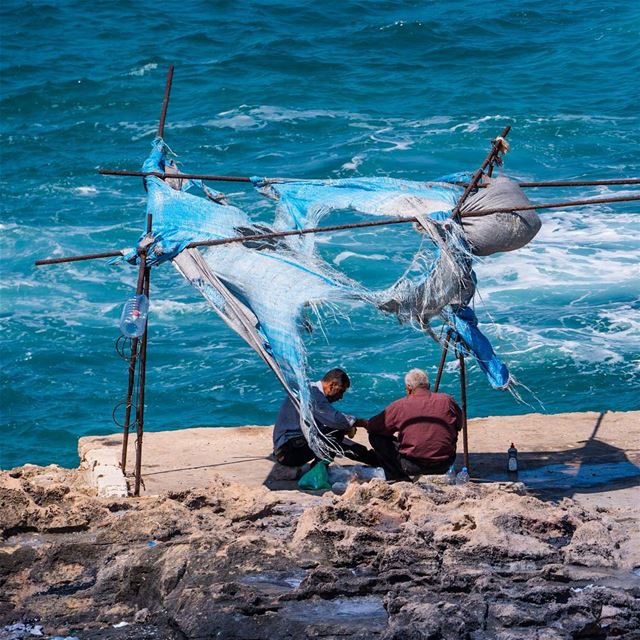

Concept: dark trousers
[[369, 433, 455, 480], [275, 432, 379, 468]]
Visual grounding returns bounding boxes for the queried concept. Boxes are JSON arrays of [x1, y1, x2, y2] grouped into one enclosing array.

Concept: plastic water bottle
[[372, 467, 386, 480], [455, 467, 470, 485], [446, 464, 457, 485], [508, 443, 518, 472], [332, 481, 348, 495], [119, 294, 149, 338]]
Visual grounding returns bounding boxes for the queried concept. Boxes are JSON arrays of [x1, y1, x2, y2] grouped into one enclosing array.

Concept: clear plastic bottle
[[119, 294, 149, 338], [508, 443, 518, 472], [371, 467, 386, 480], [445, 464, 457, 485], [455, 466, 470, 485], [332, 481, 348, 495], [353, 466, 385, 481]]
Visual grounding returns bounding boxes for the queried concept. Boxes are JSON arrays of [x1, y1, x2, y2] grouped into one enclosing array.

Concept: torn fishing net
[[121, 138, 539, 460]]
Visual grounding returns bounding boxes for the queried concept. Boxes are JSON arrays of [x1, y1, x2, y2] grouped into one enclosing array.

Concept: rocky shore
[[1, 463, 639, 639]]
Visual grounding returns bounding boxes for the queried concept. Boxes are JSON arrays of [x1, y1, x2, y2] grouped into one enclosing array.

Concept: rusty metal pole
[[157, 66, 174, 139], [133, 214, 153, 496], [451, 125, 511, 221], [34, 192, 640, 268], [120, 256, 147, 472], [120, 337, 138, 473], [97, 169, 640, 190], [457, 340, 470, 471], [433, 330, 452, 393], [132, 66, 174, 496]]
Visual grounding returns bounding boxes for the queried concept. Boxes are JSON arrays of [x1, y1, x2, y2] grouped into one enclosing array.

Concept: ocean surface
[[1, 1, 639, 469]]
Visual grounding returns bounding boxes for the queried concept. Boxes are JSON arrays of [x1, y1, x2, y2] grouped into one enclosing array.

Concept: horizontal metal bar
[[34, 192, 640, 267], [98, 169, 256, 183], [99, 168, 640, 190], [35, 250, 123, 266]]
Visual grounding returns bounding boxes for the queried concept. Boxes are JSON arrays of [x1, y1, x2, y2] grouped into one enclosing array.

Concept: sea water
[[1, 1, 638, 468]]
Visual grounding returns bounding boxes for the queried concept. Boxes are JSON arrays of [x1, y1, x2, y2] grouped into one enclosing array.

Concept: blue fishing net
[[119, 138, 539, 457]]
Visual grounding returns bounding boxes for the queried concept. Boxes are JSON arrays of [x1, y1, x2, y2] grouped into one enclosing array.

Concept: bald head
[[404, 368, 430, 394]]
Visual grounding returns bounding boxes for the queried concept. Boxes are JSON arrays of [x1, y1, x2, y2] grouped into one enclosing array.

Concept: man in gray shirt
[[273, 368, 377, 468]]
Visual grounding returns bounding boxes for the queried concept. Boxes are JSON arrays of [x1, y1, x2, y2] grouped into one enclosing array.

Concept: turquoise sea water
[[1, 1, 639, 469]]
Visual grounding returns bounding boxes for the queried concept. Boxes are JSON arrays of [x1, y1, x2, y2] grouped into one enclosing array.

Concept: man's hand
[[346, 426, 357, 438]]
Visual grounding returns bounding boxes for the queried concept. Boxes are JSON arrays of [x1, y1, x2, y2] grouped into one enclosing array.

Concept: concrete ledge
[[80, 445, 128, 498], [76, 411, 640, 507]]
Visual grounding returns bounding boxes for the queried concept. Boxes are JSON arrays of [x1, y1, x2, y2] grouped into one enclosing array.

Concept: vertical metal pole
[[450, 125, 511, 221], [157, 65, 174, 139], [120, 255, 148, 473], [433, 330, 452, 393], [133, 214, 153, 496], [120, 338, 138, 473], [121, 254, 149, 471], [131, 65, 173, 495], [457, 340, 470, 471]]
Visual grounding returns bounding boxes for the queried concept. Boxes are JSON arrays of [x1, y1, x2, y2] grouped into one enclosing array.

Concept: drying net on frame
[[118, 138, 541, 460]]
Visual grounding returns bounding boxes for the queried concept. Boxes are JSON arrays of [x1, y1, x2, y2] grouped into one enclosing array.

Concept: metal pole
[[99, 169, 255, 182], [98, 169, 640, 190], [467, 177, 640, 189], [459, 193, 640, 217], [120, 335, 138, 473], [451, 125, 511, 220], [132, 66, 173, 494], [120, 247, 147, 472], [457, 340, 469, 471], [133, 214, 153, 496], [157, 66, 174, 139], [433, 330, 452, 392], [128, 65, 173, 493], [34, 191, 640, 268]]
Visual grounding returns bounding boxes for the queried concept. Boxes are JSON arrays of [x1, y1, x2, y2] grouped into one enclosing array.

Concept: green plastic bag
[[298, 460, 331, 491]]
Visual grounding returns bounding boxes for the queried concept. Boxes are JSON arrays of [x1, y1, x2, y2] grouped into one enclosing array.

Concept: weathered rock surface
[[1, 465, 638, 639]]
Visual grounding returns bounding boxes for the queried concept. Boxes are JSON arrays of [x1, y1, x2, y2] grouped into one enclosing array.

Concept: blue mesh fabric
[[134, 138, 515, 456]]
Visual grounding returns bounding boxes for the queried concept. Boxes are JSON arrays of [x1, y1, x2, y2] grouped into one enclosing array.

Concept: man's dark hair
[[322, 368, 350, 388]]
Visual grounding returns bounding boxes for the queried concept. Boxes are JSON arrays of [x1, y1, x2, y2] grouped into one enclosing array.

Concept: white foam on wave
[[249, 105, 357, 122], [208, 113, 263, 130], [379, 20, 424, 30], [369, 131, 414, 152], [73, 186, 98, 196], [204, 105, 362, 131], [470, 204, 640, 373], [129, 63, 158, 77], [341, 155, 364, 171], [150, 298, 208, 321], [451, 115, 511, 134], [333, 251, 389, 266], [527, 113, 635, 125], [475, 209, 639, 299], [482, 320, 627, 370]]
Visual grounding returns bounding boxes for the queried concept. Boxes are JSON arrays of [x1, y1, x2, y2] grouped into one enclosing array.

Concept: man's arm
[[311, 387, 355, 431], [450, 398, 463, 433], [366, 404, 399, 437]]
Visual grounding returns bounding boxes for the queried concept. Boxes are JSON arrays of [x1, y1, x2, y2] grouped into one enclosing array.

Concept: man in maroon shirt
[[366, 368, 462, 480]]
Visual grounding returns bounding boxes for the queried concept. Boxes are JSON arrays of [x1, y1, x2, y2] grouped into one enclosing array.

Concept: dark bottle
[[508, 443, 518, 472]]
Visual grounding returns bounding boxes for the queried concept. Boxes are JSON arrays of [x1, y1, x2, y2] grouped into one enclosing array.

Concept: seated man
[[366, 368, 462, 480], [273, 368, 377, 468]]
